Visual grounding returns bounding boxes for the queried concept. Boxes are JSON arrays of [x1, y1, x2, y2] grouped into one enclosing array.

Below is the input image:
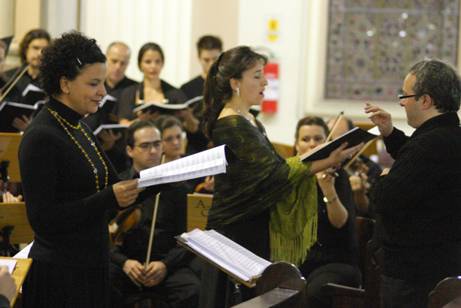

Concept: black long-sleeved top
[[301, 170, 358, 274], [371, 112, 461, 283], [19, 98, 159, 268], [180, 76, 210, 155], [110, 168, 192, 271], [117, 80, 187, 121]]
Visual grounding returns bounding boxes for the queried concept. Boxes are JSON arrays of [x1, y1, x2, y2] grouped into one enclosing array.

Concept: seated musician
[[3, 29, 51, 131], [295, 116, 361, 308], [110, 120, 200, 308], [327, 116, 382, 215]]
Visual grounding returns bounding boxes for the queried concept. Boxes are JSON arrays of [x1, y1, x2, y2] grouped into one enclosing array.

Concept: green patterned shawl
[[208, 116, 317, 265]]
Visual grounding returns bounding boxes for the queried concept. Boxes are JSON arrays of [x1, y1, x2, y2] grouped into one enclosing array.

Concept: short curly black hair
[[39, 31, 106, 96]]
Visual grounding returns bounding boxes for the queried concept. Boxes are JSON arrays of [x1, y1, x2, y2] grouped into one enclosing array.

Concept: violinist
[[295, 116, 361, 308], [110, 120, 200, 308], [2, 29, 51, 131], [327, 116, 382, 215]]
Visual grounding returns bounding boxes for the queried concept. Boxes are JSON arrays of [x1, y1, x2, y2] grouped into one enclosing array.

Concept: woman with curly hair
[[18, 32, 152, 308]]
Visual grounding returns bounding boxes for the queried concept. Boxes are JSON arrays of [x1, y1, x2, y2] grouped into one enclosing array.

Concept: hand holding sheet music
[[138, 145, 227, 188], [300, 126, 378, 162]]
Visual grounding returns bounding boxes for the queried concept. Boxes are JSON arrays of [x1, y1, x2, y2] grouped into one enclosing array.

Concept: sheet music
[[138, 145, 227, 188], [21, 83, 45, 97], [98, 94, 116, 108], [367, 126, 380, 136], [181, 229, 271, 283], [0, 259, 16, 273], [13, 241, 33, 259]]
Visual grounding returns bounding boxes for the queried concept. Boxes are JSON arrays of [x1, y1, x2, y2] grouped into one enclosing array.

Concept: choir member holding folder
[[2, 29, 50, 132], [117, 42, 188, 124], [199, 46, 362, 307], [18, 32, 162, 308]]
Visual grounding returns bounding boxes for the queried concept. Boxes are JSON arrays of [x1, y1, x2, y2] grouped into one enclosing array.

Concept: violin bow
[[144, 154, 166, 271], [326, 111, 344, 142], [0, 65, 29, 102], [344, 138, 376, 170]]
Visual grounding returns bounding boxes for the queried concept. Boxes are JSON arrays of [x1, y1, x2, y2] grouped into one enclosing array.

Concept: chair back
[[428, 276, 461, 308], [0, 202, 34, 244]]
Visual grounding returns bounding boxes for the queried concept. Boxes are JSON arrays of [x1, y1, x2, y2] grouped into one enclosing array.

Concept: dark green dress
[[200, 115, 317, 308]]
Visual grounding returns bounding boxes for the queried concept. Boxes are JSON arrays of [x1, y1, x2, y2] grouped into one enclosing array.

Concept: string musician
[[18, 32, 162, 308], [294, 116, 361, 308], [109, 120, 200, 308], [3, 29, 51, 131], [199, 46, 361, 307]]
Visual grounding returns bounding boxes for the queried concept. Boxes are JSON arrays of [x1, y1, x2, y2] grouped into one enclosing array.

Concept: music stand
[[0, 133, 22, 182]]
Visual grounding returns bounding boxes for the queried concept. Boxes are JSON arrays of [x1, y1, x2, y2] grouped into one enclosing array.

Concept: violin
[[108, 205, 142, 245]]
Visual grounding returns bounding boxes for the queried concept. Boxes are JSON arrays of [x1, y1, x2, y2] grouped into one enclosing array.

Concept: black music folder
[[300, 127, 378, 162], [133, 96, 203, 115], [0, 100, 45, 132]]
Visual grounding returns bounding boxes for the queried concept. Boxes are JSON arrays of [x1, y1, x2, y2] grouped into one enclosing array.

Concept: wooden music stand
[[0, 133, 22, 182], [232, 262, 306, 308], [186, 193, 213, 231], [0, 256, 32, 307], [0, 202, 34, 244]]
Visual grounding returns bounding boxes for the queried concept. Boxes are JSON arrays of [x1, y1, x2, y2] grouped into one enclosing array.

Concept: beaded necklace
[[47, 107, 109, 191]]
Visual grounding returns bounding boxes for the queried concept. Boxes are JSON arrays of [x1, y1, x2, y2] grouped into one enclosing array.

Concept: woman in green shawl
[[199, 46, 360, 308]]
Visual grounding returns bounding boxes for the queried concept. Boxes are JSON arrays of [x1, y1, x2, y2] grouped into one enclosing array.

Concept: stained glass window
[[325, 0, 459, 101]]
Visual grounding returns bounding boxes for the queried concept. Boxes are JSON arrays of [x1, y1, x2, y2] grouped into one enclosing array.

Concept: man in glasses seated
[[365, 59, 461, 308], [109, 120, 200, 308]]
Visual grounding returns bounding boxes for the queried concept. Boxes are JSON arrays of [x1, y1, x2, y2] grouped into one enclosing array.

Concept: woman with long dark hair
[[200, 46, 361, 307]]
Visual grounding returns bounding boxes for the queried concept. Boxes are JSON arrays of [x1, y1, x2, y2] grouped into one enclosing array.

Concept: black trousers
[[110, 262, 200, 308], [381, 275, 435, 308], [300, 262, 361, 308]]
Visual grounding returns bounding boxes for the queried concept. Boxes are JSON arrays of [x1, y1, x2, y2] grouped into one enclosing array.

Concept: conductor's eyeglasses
[[398, 94, 417, 100]]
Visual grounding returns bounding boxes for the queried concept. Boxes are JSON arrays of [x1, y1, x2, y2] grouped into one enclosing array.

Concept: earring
[[236, 88, 240, 97]]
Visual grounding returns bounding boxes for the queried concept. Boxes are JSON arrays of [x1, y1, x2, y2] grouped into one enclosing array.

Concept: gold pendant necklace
[[47, 107, 109, 191]]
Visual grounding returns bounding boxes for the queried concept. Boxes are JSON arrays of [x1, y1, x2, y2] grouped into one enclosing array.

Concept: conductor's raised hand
[[364, 103, 393, 137], [113, 179, 144, 208]]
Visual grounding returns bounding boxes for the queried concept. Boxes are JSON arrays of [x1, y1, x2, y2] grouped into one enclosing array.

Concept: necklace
[[47, 107, 109, 191]]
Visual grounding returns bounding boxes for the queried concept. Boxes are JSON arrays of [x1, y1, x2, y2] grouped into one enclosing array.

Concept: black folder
[[300, 127, 378, 162]]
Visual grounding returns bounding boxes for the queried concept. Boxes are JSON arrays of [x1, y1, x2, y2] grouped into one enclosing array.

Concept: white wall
[[79, 0, 192, 88], [43, 0, 79, 38], [238, 0, 415, 145], [238, 0, 307, 144]]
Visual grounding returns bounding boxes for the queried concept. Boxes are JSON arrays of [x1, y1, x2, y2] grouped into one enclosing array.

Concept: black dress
[[19, 98, 159, 308]]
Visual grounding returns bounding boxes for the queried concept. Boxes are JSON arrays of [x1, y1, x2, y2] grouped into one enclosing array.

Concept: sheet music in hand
[[178, 229, 272, 287], [300, 126, 378, 162], [138, 145, 227, 188], [0, 259, 16, 274]]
